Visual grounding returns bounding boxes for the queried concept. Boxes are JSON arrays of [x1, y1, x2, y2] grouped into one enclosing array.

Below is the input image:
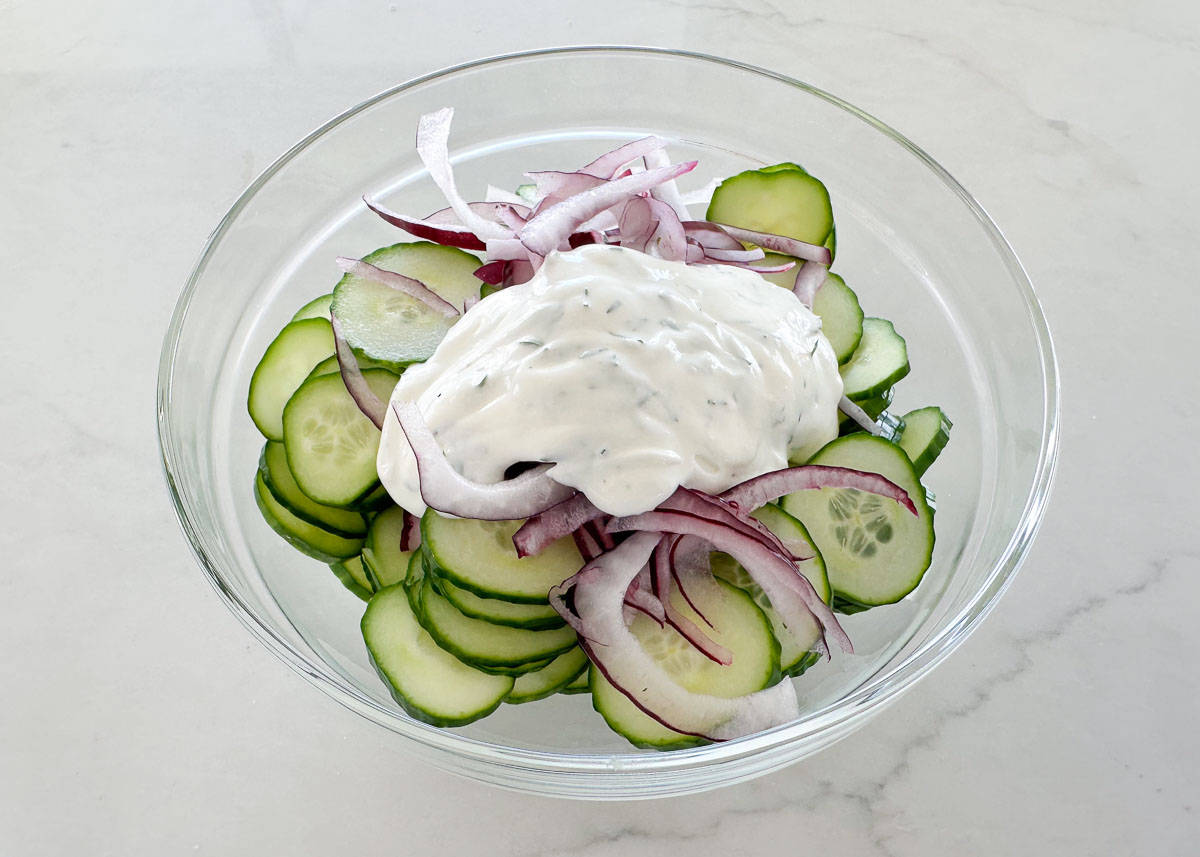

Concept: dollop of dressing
[[378, 244, 843, 516]]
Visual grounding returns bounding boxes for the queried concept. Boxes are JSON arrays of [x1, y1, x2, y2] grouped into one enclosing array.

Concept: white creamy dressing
[[377, 243, 843, 517]]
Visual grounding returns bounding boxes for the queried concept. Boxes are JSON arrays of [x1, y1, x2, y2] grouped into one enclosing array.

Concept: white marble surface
[[3, 0, 1198, 853]]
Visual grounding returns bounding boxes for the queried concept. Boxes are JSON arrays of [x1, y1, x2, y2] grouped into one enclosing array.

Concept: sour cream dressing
[[377, 243, 843, 517]]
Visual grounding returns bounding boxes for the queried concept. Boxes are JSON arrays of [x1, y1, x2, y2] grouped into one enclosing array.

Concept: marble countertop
[[3, 1, 1197, 853]]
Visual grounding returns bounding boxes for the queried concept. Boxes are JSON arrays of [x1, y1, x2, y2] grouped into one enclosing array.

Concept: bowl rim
[[158, 45, 1060, 779]]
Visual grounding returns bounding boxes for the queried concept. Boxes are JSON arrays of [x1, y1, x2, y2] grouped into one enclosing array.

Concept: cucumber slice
[[781, 434, 934, 608], [304, 352, 400, 381], [258, 442, 368, 539], [348, 484, 393, 514], [411, 574, 578, 671], [812, 273, 864, 364], [505, 647, 589, 704], [591, 575, 780, 750], [282, 369, 399, 506], [709, 504, 830, 676], [330, 242, 482, 369], [247, 317, 335, 440], [362, 584, 513, 727], [434, 577, 565, 631], [560, 668, 591, 695], [706, 165, 834, 247], [897, 407, 952, 477], [838, 387, 893, 431], [840, 318, 910, 401], [421, 512, 584, 604], [329, 556, 372, 601], [291, 293, 333, 322], [253, 472, 363, 562], [361, 506, 413, 590]]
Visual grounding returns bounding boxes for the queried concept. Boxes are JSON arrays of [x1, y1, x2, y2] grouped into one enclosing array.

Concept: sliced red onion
[[584, 518, 615, 551], [741, 260, 797, 274], [568, 231, 602, 248], [660, 488, 792, 564], [651, 537, 731, 665], [329, 313, 385, 430], [363, 198, 487, 252], [791, 261, 828, 309], [520, 160, 698, 258], [626, 569, 666, 626], [484, 184, 528, 206], [643, 148, 692, 221], [492, 204, 528, 233], [606, 509, 851, 655], [708, 223, 833, 265], [392, 401, 575, 520], [572, 526, 603, 564], [579, 135, 666, 179], [618, 196, 656, 252], [839, 396, 887, 438], [552, 532, 801, 741], [463, 294, 479, 312], [667, 535, 716, 627], [485, 238, 530, 261], [336, 257, 459, 317], [473, 260, 509, 285], [643, 197, 688, 262], [526, 170, 606, 211], [424, 201, 530, 226], [679, 177, 721, 208], [512, 493, 604, 557], [400, 509, 422, 552], [682, 221, 744, 251], [415, 108, 509, 241], [506, 259, 535, 286], [720, 463, 917, 516], [702, 247, 766, 263]]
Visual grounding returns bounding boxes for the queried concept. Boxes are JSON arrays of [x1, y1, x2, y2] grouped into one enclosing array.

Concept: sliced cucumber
[[505, 647, 589, 704], [781, 434, 934, 608], [840, 318, 910, 401], [304, 352, 401, 381], [839, 387, 893, 432], [329, 556, 372, 601], [560, 668, 591, 695], [258, 442, 368, 539], [411, 574, 578, 671], [812, 273, 864, 364], [710, 504, 830, 676], [898, 406, 952, 476], [706, 164, 834, 247], [291, 293, 333, 322], [282, 369, 399, 506], [247, 317, 334, 440], [348, 484, 393, 513], [253, 472, 363, 562], [434, 577, 565, 631], [591, 575, 780, 750], [330, 242, 482, 369], [362, 584, 513, 727], [421, 512, 583, 604], [361, 506, 413, 590]]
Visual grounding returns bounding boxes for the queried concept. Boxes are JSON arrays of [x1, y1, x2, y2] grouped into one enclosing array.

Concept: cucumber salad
[[247, 108, 952, 748]]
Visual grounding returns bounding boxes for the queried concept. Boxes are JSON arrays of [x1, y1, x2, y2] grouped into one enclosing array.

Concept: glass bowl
[[157, 47, 1058, 799]]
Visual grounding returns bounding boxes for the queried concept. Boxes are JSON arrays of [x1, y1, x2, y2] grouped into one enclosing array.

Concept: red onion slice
[[335, 257, 459, 318], [708, 223, 833, 265], [512, 493, 604, 557], [552, 532, 801, 741], [520, 160, 698, 258], [606, 509, 851, 655], [838, 396, 887, 437], [682, 221, 744, 251], [660, 488, 793, 564], [424, 201, 530, 226], [791, 261, 828, 309], [702, 247, 766, 263], [651, 536, 731, 665], [721, 464, 917, 516], [363, 198, 487, 252], [484, 238, 530, 261], [644, 148, 692, 221], [473, 260, 508, 285], [400, 509, 422, 552], [329, 313, 386, 430], [579, 135, 667, 179], [572, 526, 603, 564], [643, 197, 688, 262], [392, 401, 575, 520], [484, 185, 528, 206], [415, 108, 509, 241], [526, 170, 607, 212]]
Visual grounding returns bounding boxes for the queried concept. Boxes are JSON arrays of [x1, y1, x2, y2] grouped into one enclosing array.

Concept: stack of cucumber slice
[[243, 158, 953, 744]]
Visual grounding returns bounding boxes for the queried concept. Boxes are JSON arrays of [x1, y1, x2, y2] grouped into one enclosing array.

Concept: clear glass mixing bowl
[[157, 47, 1058, 799]]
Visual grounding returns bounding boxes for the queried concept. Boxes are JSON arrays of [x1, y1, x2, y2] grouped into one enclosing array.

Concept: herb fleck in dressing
[[377, 244, 842, 516]]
